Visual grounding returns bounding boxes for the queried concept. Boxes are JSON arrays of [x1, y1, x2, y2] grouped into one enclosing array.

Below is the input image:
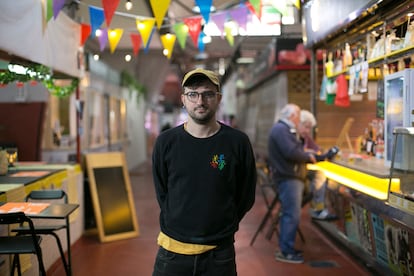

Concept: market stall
[[303, 1, 414, 275]]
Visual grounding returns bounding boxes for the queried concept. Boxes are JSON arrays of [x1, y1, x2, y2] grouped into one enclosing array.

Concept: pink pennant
[[98, 28, 108, 52]]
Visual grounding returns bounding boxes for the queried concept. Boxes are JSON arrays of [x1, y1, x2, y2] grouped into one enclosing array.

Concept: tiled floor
[[48, 161, 372, 276]]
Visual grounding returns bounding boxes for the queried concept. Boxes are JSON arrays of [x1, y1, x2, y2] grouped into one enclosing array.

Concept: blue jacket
[[268, 120, 313, 181]]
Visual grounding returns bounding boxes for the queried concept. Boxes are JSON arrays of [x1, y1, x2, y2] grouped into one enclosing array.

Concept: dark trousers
[[152, 243, 237, 276]]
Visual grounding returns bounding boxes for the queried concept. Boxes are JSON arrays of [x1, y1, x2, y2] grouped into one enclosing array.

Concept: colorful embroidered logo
[[210, 154, 226, 170]]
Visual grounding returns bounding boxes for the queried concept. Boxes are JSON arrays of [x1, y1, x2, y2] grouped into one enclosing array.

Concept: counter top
[[332, 154, 391, 178]]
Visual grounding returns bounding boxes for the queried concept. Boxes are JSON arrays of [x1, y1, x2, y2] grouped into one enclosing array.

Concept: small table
[[0, 202, 79, 276]]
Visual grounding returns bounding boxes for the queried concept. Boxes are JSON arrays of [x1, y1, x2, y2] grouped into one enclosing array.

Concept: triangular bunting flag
[[101, 0, 120, 27], [46, 0, 53, 22], [225, 25, 234, 46], [183, 17, 203, 47], [270, 0, 288, 17], [160, 33, 176, 59], [149, 0, 171, 29], [53, 0, 65, 20], [108, 29, 124, 53], [198, 32, 205, 52], [98, 28, 108, 52], [136, 18, 156, 49], [195, 0, 213, 23], [173, 22, 189, 49], [89, 6, 105, 37], [229, 4, 249, 31], [130, 33, 142, 56], [80, 24, 92, 46], [211, 11, 228, 38], [247, 0, 261, 20]]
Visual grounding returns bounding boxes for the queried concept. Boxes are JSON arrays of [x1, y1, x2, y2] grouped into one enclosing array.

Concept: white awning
[[0, 0, 80, 78]]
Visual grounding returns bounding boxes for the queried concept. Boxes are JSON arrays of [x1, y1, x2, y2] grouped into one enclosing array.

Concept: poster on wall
[[384, 222, 414, 275]]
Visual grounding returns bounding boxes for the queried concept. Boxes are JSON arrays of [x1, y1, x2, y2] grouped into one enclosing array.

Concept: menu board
[[85, 152, 139, 242]]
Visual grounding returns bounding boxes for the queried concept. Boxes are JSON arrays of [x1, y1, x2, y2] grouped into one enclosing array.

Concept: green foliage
[[120, 70, 146, 100], [0, 64, 78, 98]]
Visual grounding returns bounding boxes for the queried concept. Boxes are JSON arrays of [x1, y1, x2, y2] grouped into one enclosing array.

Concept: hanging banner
[[80, 24, 92, 46], [53, 0, 65, 19], [102, 0, 120, 27], [195, 0, 213, 23], [130, 33, 142, 56], [229, 4, 249, 31], [183, 17, 203, 47], [149, 0, 171, 29], [98, 28, 108, 51], [160, 33, 176, 59], [173, 22, 188, 50], [136, 18, 156, 49], [89, 6, 105, 37], [108, 28, 124, 53]]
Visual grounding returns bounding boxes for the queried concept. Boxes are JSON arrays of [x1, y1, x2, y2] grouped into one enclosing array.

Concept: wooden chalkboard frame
[[85, 152, 139, 242]]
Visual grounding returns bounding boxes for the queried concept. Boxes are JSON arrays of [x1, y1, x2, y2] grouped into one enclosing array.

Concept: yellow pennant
[[149, 0, 171, 29], [136, 18, 156, 48], [160, 33, 176, 59], [225, 25, 234, 47], [108, 29, 124, 53]]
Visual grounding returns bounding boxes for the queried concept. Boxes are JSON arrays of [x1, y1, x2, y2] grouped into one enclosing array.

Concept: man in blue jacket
[[268, 103, 320, 264]]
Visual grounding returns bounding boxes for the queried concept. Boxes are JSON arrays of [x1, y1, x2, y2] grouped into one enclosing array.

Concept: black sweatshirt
[[152, 122, 256, 246]]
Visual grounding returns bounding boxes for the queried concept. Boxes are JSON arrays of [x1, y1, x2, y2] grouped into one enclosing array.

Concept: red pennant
[[101, 0, 120, 26], [245, 1, 261, 20], [16, 82, 24, 88], [30, 80, 38, 86], [183, 17, 203, 47], [80, 24, 91, 46], [130, 33, 142, 57]]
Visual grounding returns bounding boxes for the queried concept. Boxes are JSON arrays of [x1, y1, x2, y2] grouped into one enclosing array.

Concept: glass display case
[[384, 69, 414, 171]]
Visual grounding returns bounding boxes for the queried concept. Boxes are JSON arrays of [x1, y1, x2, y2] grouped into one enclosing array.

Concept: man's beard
[[188, 105, 215, 124]]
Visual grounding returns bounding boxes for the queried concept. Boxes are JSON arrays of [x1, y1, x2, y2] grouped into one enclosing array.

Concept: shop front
[[302, 0, 414, 275]]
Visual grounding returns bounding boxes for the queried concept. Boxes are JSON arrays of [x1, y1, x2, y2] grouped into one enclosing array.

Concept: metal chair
[[12, 190, 71, 275], [0, 212, 46, 276]]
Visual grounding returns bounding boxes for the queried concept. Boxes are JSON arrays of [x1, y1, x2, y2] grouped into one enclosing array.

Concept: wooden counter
[[309, 156, 414, 276]]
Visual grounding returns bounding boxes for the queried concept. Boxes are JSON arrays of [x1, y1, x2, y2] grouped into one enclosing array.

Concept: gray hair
[[277, 103, 300, 121], [300, 110, 317, 127]]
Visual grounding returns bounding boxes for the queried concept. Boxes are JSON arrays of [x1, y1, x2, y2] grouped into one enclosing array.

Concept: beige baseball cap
[[181, 68, 220, 89]]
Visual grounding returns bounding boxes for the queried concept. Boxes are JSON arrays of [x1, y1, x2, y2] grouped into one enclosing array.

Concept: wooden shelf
[[326, 44, 414, 79]]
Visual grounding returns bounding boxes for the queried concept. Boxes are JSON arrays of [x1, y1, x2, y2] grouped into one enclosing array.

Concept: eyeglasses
[[183, 91, 219, 103]]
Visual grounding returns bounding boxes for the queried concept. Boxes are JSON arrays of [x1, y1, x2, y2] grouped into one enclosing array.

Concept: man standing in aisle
[[268, 103, 320, 264], [152, 68, 257, 276]]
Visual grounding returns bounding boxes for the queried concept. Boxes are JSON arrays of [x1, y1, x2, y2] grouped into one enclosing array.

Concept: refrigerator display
[[384, 69, 414, 171]]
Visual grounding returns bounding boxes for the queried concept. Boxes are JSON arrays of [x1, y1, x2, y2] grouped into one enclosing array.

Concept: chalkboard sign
[[85, 152, 139, 242]]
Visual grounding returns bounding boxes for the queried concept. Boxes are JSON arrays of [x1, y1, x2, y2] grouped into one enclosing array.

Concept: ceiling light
[[125, 0, 133, 11], [125, 54, 132, 62], [192, 5, 216, 14], [93, 54, 99, 61], [236, 57, 255, 64], [202, 35, 212, 44]]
